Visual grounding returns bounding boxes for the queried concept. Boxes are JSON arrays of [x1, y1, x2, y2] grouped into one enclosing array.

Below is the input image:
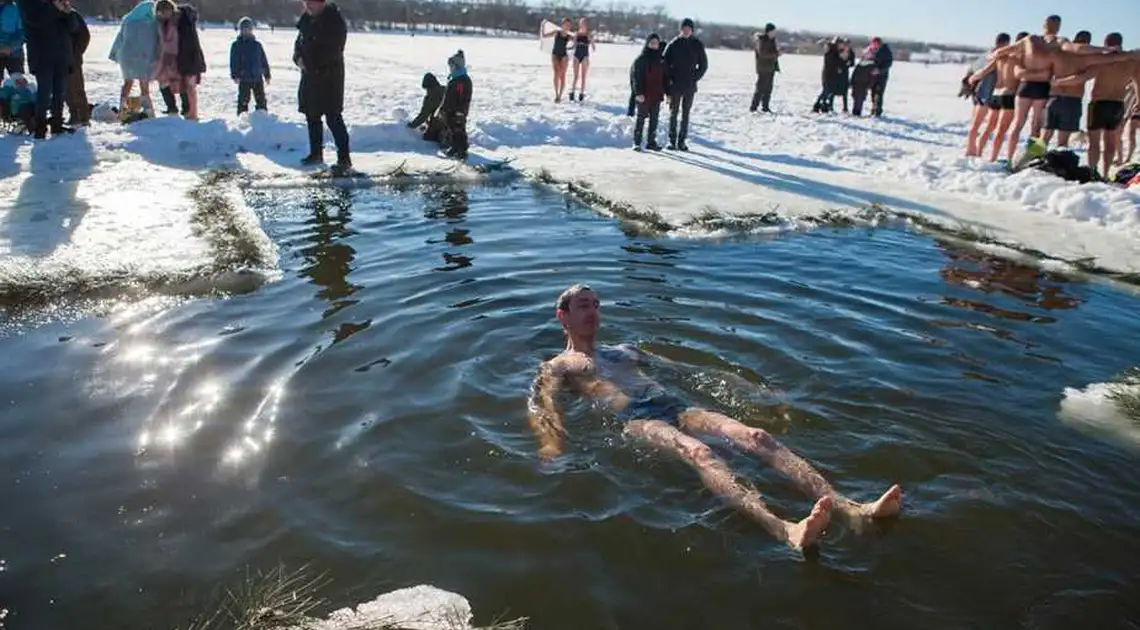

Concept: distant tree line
[[74, 0, 983, 57]]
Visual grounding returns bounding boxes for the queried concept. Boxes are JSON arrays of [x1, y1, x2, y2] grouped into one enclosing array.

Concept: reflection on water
[[2, 185, 1139, 630]]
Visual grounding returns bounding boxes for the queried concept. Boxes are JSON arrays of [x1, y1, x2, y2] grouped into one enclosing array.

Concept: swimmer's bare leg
[[1029, 99, 1048, 139], [623, 419, 831, 551], [991, 108, 1016, 162], [976, 108, 1000, 156], [1088, 129, 1104, 176], [966, 105, 988, 156], [679, 409, 902, 532], [1006, 97, 1034, 161]]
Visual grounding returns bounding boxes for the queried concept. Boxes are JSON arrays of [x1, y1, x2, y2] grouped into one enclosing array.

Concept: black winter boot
[[300, 153, 324, 166], [32, 117, 47, 140]]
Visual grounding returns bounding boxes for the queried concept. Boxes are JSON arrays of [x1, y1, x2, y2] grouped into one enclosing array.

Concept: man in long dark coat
[[294, 0, 351, 172]]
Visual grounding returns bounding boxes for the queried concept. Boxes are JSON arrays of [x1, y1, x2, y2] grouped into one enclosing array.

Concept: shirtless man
[[970, 32, 1026, 162], [1042, 30, 1094, 148], [965, 32, 1009, 157], [1053, 33, 1140, 176], [528, 284, 903, 552], [1004, 15, 1067, 160]]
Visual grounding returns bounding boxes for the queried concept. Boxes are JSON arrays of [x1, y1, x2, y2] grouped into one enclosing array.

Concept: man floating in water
[[528, 284, 903, 552]]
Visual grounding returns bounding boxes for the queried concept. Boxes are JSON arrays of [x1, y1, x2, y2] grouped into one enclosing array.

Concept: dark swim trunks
[[1045, 95, 1083, 132], [620, 390, 691, 426], [1088, 100, 1125, 131], [989, 92, 1015, 110], [1018, 81, 1051, 100]]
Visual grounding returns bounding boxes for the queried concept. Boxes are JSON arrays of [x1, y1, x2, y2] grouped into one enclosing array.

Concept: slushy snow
[[1, 26, 1139, 301], [1059, 380, 1140, 449]]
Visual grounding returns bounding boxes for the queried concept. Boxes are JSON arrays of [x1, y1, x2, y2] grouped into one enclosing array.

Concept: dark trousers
[[1, 55, 23, 79], [634, 100, 660, 145], [871, 73, 889, 117], [750, 71, 776, 112], [160, 85, 189, 115], [851, 84, 869, 116], [306, 112, 351, 162], [33, 61, 67, 122], [237, 81, 267, 114], [447, 113, 468, 156], [626, 91, 636, 117], [65, 60, 88, 124], [668, 90, 694, 143]]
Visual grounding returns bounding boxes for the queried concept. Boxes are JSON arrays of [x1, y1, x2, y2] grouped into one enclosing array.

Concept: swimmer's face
[[1044, 17, 1060, 34], [558, 289, 600, 335], [578, 18, 588, 31]]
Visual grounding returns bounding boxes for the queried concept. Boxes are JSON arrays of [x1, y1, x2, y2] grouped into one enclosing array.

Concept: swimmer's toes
[[787, 496, 831, 551], [867, 484, 903, 519]]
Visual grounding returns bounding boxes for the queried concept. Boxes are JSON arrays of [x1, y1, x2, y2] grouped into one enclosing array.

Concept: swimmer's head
[[556, 284, 600, 336], [995, 32, 1011, 47], [1044, 15, 1061, 34], [1074, 31, 1092, 45], [1016, 31, 1030, 42], [561, 17, 571, 28], [1105, 32, 1123, 50]]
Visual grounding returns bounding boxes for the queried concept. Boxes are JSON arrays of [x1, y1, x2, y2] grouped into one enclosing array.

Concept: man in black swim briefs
[[527, 283, 903, 552]]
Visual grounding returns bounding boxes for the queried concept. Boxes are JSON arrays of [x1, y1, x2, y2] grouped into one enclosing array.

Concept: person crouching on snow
[[631, 33, 666, 151], [0, 72, 36, 130], [441, 50, 471, 160], [408, 71, 445, 142], [154, 0, 206, 120], [230, 17, 270, 114]]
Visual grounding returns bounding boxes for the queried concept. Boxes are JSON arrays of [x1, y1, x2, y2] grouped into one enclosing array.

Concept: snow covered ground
[[1, 25, 1139, 303]]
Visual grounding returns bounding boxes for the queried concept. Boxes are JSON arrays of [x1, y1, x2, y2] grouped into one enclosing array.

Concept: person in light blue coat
[[109, 0, 159, 115], [0, 0, 22, 78]]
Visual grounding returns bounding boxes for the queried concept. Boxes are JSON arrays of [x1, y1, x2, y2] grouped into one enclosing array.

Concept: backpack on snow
[[1023, 149, 1098, 184]]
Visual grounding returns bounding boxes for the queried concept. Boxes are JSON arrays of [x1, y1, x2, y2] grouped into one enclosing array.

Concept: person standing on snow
[[750, 23, 779, 113], [663, 17, 707, 151], [109, 0, 159, 118], [440, 49, 471, 159], [153, 0, 206, 120], [0, 0, 25, 78], [868, 36, 893, 117], [407, 71, 444, 137], [230, 17, 270, 114], [631, 33, 666, 152], [63, 0, 87, 126], [295, 0, 351, 173], [18, 0, 72, 138]]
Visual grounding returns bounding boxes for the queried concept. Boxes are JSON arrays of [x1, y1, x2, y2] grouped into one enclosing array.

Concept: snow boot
[[646, 141, 663, 152], [677, 139, 689, 152], [50, 118, 73, 136], [32, 117, 47, 140], [300, 153, 324, 166], [632, 144, 643, 152]]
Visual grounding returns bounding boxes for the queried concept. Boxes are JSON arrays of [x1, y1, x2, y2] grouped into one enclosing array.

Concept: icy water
[[2, 181, 1139, 630]]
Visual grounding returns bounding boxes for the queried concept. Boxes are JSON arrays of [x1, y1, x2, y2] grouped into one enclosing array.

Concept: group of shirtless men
[[965, 14, 1140, 178]]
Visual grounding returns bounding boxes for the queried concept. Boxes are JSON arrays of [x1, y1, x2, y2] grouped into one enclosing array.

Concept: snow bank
[[1059, 379, 1140, 448], [2, 26, 1138, 305], [311, 585, 474, 630]]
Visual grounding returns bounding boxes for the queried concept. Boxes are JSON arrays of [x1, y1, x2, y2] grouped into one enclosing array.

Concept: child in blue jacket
[[229, 16, 269, 114], [0, 72, 36, 128]]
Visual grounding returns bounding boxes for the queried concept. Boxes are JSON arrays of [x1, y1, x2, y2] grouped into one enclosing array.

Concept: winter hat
[[681, 18, 695, 30], [422, 72, 440, 88], [238, 16, 254, 30], [764, 22, 776, 33], [646, 32, 660, 45], [448, 49, 466, 69]]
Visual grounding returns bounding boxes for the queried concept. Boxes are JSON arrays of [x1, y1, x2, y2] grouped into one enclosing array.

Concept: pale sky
[[634, 0, 1137, 49]]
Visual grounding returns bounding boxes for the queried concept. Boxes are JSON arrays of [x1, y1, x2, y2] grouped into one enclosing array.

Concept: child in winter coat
[[154, 0, 206, 120], [408, 71, 445, 144], [230, 16, 269, 114], [631, 33, 666, 151], [0, 72, 36, 129], [441, 50, 471, 159]]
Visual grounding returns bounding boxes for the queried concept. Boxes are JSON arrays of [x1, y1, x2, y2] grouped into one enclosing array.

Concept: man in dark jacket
[[18, 0, 71, 138], [750, 22, 779, 113], [295, 0, 351, 172], [631, 33, 665, 151], [230, 16, 270, 114], [663, 17, 708, 151], [63, 0, 86, 125], [440, 49, 471, 159], [869, 37, 893, 117], [408, 71, 445, 141]]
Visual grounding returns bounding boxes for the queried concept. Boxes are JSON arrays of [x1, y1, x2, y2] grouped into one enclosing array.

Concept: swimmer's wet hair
[[1074, 31, 1092, 44], [996, 32, 1011, 46], [1046, 15, 1061, 24], [557, 283, 594, 312], [1016, 31, 1030, 41], [1106, 32, 1123, 48]]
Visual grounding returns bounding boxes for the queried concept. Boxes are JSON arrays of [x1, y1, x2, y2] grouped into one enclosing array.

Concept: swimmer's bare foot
[[837, 484, 903, 530], [785, 496, 831, 550]]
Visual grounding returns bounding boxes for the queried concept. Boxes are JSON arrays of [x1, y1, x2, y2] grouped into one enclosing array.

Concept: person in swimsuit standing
[[1041, 30, 1094, 150], [541, 17, 572, 103], [1122, 80, 1138, 164], [528, 284, 904, 552], [964, 32, 1008, 157], [970, 32, 1028, 162], [568, 17, 594, 102], [1052, 32, 1140, 177]]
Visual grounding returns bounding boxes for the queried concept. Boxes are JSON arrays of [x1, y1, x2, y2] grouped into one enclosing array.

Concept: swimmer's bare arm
[[1053, 68, 1095, 87], [528, 362, 568, 460], [969, 58, 998, 85]]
